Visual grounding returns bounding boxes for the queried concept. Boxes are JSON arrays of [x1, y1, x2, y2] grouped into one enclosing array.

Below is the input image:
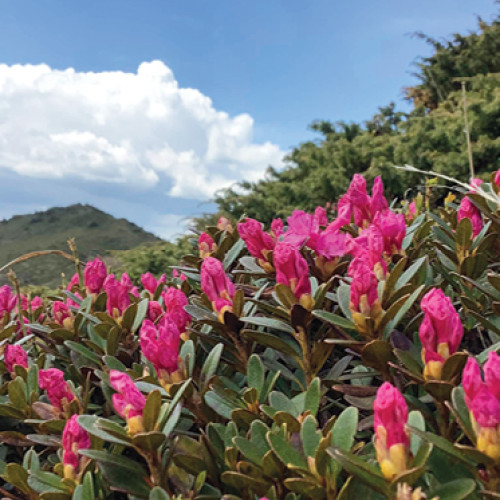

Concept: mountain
[[0, 204, 162, 287]]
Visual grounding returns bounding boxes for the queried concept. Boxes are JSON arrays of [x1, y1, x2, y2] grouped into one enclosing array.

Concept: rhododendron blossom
[[217, 216, 233, 233], [104, 275, 131, 318], [39, 368, 75, 411], [62, 415, 91, 480], [374, 382, 409, 479], [463, 353, 500, 461], [372, 209, 406, 256], [201, 257, 236, 321], [84, 258, 107, 293], [273, 242, 313, 309], [0, 285, 16, 320], [457, 196, 483, 237], [198, 232, 217, 259], [4, 344, 28, 373], [162, 287, 191, 337], [109, 370, 146, 434], [418, 288, 463, 380], [141, 272, 166, 294]]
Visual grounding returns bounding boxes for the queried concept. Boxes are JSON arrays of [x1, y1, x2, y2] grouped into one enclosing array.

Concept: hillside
[[0, 204, 161, 287]]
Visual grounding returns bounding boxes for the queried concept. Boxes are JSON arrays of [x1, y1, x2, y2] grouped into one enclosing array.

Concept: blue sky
[[0, 0, 496, 239]]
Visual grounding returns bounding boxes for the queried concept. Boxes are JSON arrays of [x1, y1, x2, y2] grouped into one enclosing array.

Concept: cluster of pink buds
[[372, 209, 406, 256], [274, 242, 313, 309], [418, 288, 463, 380], [109, 370, 146, 434], [348, 258, 382, 336], [84, 258, 107, 294], [217, 216, 233, 232], [374, 382, 410, 479], [463, 353, 500, 462], [140, 317, 181, 389], [141, 272, 166, 295], [61, 415, 91, 480], [237, 218, 276, 271], [162, 287, 192, 340], [39, 368, 76, 413], [4, 344, 28, 375], [347, 225, 386, 280], [0, 285, 17, 321], [104, 274, 131, 318], [198, 232, 218, 259], [52, 301, 73, 329], [201, 257, 236, 322]]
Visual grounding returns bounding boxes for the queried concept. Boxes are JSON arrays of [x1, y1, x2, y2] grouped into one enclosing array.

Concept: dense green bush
[[1, 170, 500, 499]]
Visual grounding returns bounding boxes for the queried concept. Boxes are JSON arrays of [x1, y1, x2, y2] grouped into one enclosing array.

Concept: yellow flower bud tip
[[436, 342, 450, 360], [423, 360, 443, 381], [127, 415, 144, 435], [299, 294, 315, 311], [63, 464, 76, 481], [477, 427, 500, 462]]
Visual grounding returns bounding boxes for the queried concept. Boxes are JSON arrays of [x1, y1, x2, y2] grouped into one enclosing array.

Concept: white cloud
[[0, 61, 284, 198]]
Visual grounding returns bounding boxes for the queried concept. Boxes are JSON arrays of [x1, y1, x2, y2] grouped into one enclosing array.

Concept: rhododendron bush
[[1, 172, 500, 500]]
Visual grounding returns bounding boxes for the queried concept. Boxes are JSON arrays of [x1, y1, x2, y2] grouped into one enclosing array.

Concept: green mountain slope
[[0, 204, 161, 287]]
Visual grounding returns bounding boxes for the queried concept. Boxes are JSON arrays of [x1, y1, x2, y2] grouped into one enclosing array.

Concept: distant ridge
[[0, 204, 162, 287]]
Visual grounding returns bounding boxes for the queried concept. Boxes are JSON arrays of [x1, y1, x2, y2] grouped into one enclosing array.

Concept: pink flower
[[52, 301, 72, 327], [495, 169, 500, 191], [4, 344, 28, 373], [109, 370, 146, 434], [104, 275, 131, 318], [374, 382, 409, 479], [172, 269, 187, 281], [237, 218, 275, 262], [39, 368, 75, 410], [84, 258, 107, 294], [141, 272, 166, 294], [326, 202, 352, 232], [66, 273, 83, 307], [62, 415, 91, 479], [457, 197, 483, 237], [140, 317, 180, 379], [31, 296, 43, 311], [346, 174, 372, 227], [470, 178, 483, 192], [315, 231, 348, 261], [121, 273, 139, 297], [314, 206, 328, 227], [346, 225, 386, 278], [217, 216, 233, 232], [274, 243, 312, 308], [271, 218, 284, 239], [0, 285, 16, 320], [463, 354, 500, 461], [372, 209, 406, 255], [418, 288, 463, 380], [198, 232, 217, 259], [370, 176, 389, 217], [283, 210, 323, 250], [162, 287, 191, 335], [408, 201, 417, 220], [201, 257, 235, 304], [147, 301, 163, 322]]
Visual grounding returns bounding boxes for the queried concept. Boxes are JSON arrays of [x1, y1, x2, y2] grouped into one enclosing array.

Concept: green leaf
[[142, 390, 162, 432], [301, 415, 321, 458], [132, 299, 149, 333], [131, 431, 166, 451], [395, 256, 426, 289], [337, 285, 352, 320], [8, 377, 28, 410], [28, 470, 72, 494], [269, 392, 299, 417], [303, 378, 320, 415], [408, 410, 424, 456], [241, 329, 300, 357], [201, 343, 224, 386], [233, 436, 266, 466], [427, 479, 477, 500], [247, 354, 265, 397], [383, 284, 425, 337], [267, 432, 308, 470], [240, 316, 295, 334], [204, 391, 234, 419], [64, 341, 101, 365], [149, 487, 171, 500], [77, 415, 131, 447], [312, 310, 356, 330]]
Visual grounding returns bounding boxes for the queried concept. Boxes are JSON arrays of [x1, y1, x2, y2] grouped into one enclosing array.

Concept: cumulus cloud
[[0, 61, 284, 198]]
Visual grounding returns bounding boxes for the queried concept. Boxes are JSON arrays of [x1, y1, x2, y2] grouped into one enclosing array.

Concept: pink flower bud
[[271, 218, 284, 239], [62, 415, 91, 479], [147, 301, 163, 322], [217, 216, 233, 232], [347, 174, 372, 227], [66, 273, 83, 307], [198, 232, 217, 258], [374, 382, 409, 479], [109, 370, 146, 433], [53, 301, 71, 326], [326, 202, 352, 232], [463, 355, 500, 461], [4, 344, 28, 373], [31, 296, 43, 311], [372, 209, 406, 255], [200, 257, 235, 305], [370, 176, 389, 217], [140, 317, 180, 378], [162, 287, 191, 335], [39, 368, 75, 410], [121, 273, 139, 297], [469, 178, 483, 192], [457, 197, 483, 237], [347, 225, 386, 277], [84, 258, 107, 294], [314, 206, 328, 227], [237, 218, 275, 261], [315, 230, 348, 261], [274, 242, 311, 301], [141, 272, 162, 294], [348, 258, 379, 313], [104, 275, 130, 318], [418, 288, 463, 380], [0, 285, 16, 320]]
